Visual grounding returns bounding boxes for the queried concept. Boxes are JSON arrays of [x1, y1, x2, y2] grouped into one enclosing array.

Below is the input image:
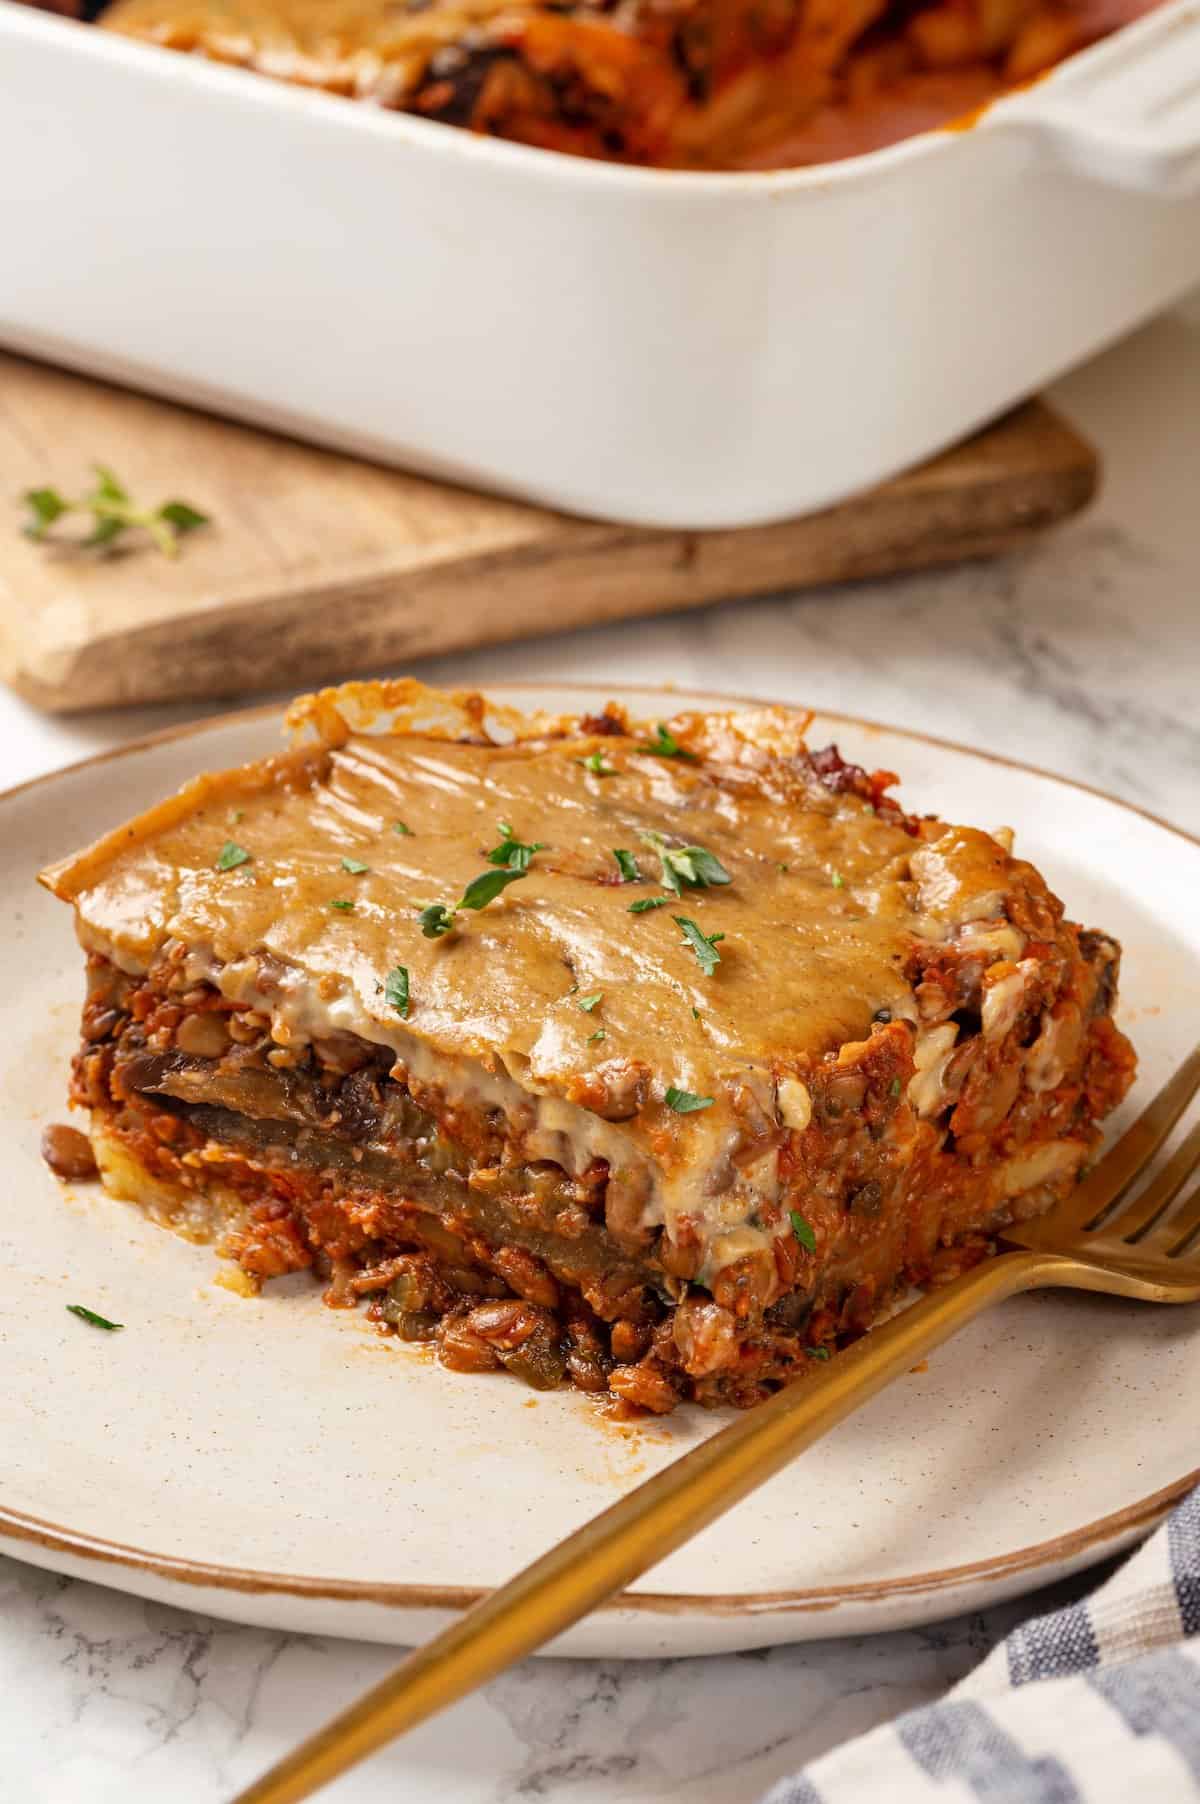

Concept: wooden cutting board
[[0, 353, 1098, 713]]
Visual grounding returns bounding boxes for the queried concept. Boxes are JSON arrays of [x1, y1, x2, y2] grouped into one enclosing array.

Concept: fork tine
[[1158, 1180, 1200, 1259], [1107, 1116, 1200, 1242], [1060, 1040, 1200, 1231]]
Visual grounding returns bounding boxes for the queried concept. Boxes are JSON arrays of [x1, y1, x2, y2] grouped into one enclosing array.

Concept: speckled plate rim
[[5, 678, 1198, 1627]]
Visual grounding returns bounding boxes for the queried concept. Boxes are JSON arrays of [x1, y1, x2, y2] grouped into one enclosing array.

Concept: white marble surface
[[3, 299, 1198, 1803]]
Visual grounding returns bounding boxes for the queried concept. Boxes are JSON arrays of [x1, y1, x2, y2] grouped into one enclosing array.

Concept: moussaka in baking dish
[[41, 680, 1136, 1412], [70, 0, 1154, 169]]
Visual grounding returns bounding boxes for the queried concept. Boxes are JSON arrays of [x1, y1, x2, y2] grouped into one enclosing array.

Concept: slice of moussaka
[[40, 679, 1136, 1412]]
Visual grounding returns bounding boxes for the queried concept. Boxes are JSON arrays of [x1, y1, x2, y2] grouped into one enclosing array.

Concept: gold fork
[[234, 1042, 1200, 1804]]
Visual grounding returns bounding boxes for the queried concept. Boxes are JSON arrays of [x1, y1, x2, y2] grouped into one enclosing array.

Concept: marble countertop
[[4, 299, 1198, 1804]]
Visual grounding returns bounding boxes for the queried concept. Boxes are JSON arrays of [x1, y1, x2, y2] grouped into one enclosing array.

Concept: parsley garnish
[[418, 903, 456, 939], [329, 898, 355, 912], [66, 1303, 123, 1331], [215, 841, 251, 871], [459, 867, 528, 911], [393, 821, 412, 836], [638, 723, 697, 761], [418, 860, 535, 939], [674, 915, 724, 977], [22, 465, 209, 557], [588, 1028, 607, 1043], [890, 1076, 903, 1098], [776, 862, 789, 874], [628, 895, 671, 914], [487, 824, 546, 872], [384, 966, 410, 1017], [831, 871, 846, 889], [789, 1211, 817, 1252], [341, 856, 370, 874], [639, 831, 732, 896], [612, 849, 639, 882], [577, 992, 603, 1012], [577, 751, 617, 776], [807, 1345, 831, 1361], [691, 1006, 701, 1020], [665, 1086, 714, 1113]]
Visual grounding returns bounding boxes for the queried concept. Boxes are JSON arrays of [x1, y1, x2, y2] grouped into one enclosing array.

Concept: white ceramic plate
[[3, 683, 1198, 1657]]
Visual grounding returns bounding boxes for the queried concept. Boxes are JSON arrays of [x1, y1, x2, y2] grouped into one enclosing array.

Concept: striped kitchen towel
[[764, 1486, 1200, 1803]]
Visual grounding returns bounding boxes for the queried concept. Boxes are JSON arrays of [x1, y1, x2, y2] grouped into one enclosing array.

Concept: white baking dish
[[3, 1, 1200, 529]]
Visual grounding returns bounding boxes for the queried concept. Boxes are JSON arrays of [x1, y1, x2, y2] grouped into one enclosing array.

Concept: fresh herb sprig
[[789, 1211, 817, 1252], [384, 966, 410, 1017], [638, 831, 731, 896], [460, 867, 529, 911], [487, 823, 547, 872], [638, 723, 697, 761], [577, 751, 617, 776], [612, 849, 639, 882], [22, 465, 209, 558], [418, 857, 538, 938], [674, 915, 724, 977], [664, 1086, 713, 1113], [418, 903, 457, 939], [66, 1303, 123, 1331]]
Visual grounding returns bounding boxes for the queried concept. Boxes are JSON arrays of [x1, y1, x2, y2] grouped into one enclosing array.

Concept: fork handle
[[233, 1248, 1075, 1804]]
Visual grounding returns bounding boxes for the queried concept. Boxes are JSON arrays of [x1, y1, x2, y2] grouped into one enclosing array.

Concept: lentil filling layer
[[74, 930, 1132, 1412]]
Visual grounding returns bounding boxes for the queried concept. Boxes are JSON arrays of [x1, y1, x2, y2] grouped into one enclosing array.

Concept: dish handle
[[999, 5, 1200, 197]]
